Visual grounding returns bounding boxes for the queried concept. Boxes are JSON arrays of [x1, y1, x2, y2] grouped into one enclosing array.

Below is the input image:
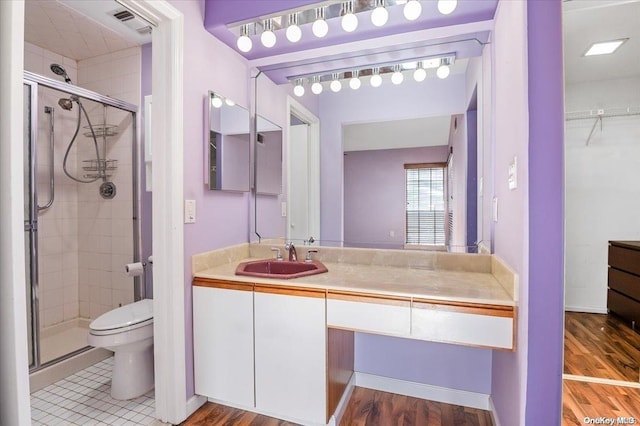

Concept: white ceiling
[[563, 0, 640, 84], [24, 0, 150, 61], [343, 116, 452, 152]]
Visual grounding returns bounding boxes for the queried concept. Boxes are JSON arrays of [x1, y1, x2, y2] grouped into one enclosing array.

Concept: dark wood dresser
[[608, 241, 640, 330]]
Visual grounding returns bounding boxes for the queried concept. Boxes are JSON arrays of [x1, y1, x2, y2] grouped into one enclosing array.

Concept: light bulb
[[311, 81, 323, 95], [438, 0, 457, 15], [371, 5, 389, 27], [413, 68, 427, 82], [391, 70, 404, 85], [261, 30, 276, 48], [225, 98, 235, 106], [404, 0, 422, 21], [312, 19, 329, 38], [286, 25, 302, 43], [294, 84, 305, 97], [237, 35, 252, 53], [349, 76, 361, 90], [341, 12, 358, 32], [370, 74, 382, 88], [437, 64, 450, 79], [330, 80, 342, 93], [211, 97, 223, 108]]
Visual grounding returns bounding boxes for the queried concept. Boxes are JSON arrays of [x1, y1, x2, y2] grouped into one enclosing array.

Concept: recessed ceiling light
[[584, 38, 628, 56]]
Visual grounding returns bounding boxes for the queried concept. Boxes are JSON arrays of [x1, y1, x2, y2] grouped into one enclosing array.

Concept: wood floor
[[562, 380, 640, 424], [181, 387, 494, 425], [564, 312, 640, 381]]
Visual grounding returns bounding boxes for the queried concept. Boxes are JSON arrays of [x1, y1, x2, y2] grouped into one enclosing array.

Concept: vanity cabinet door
[[254, 285, 327, 425], [411, 299, 515, 350], [193, 280, 255, 407], [327, 291, 411, 336]]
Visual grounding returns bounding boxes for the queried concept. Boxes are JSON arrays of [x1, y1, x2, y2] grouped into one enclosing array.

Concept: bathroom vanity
[[191, 243, 517, 425]]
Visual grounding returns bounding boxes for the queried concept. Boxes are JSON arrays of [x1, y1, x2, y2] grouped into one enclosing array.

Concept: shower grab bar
[[38, 106, 55, 211]]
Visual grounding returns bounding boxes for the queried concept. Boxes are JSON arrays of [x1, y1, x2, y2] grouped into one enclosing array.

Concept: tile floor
[[31, 357, 159, 426]]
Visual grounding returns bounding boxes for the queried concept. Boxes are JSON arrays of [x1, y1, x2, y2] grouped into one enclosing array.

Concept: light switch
[[479, 177, 483, 197], [184, 199, 196, 224], [281, 202, 287, 217], [493, 197, 498, 222]]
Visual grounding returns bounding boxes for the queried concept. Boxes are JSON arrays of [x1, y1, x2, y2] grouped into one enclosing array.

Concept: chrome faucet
[[284, 242, 297, 261], [271, 247, 283, 261], [305, 249, 318, 263]]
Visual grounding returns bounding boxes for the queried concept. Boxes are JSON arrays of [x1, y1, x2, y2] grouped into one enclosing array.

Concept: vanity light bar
[[290, 54, 455, 97], [229, 0, 458, 53]]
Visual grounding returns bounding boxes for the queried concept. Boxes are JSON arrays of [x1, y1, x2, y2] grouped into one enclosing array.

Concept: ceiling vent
[[110, 8, 152, 36]]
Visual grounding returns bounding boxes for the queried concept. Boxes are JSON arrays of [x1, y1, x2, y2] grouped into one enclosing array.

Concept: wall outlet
[[389, 230, 395, 238], [479, 177, 483, 197], [184, 199, 196, 224]]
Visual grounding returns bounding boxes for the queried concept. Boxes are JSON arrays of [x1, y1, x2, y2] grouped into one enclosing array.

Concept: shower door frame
[[24, 71, 141, 373]]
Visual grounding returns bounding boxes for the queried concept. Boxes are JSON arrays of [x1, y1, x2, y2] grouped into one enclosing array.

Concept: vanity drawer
[[609, 245, 640, 277], [327, 291, 411, 336], [609, 268, 640, 302], [411, 299, 515, 350]]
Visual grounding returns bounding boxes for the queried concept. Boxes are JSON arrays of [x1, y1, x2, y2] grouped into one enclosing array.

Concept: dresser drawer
[[609, 245, 640, 276], [608, 289, 640, 327], [609, 268, 640, 302]]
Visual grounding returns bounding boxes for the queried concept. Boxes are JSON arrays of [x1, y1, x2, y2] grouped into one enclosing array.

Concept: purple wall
[[343, 146, 448, 249], [466, 110, 478, 250], [140, 43, 153, 298], [524, 0, 564, 423]]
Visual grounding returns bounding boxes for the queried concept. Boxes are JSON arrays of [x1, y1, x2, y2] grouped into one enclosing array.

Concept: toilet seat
[[89, 299, 153, 335]]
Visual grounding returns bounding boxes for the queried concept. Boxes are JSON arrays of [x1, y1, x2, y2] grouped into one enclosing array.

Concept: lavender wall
[[523, 0, 564, 423], [140, 43, 153, 298], [318, 74, 467, 244], [466, 110, 478, 249], [343, 146, 448, 249]]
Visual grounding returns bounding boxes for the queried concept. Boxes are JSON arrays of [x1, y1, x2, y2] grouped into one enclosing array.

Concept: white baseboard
[[354, 372, 490, 410], [186, 394, 207, 419], [563, 374, 640, 388], [564, 306, 608, 314], [489, 396, 501, 426]]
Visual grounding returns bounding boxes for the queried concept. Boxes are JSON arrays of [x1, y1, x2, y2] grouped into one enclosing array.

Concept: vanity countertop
[[194, 257, 515, 307]]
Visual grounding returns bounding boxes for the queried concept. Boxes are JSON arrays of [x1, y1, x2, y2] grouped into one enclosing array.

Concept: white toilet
[[88, 299, 154, 400]]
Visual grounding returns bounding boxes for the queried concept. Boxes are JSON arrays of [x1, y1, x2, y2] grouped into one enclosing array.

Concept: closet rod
[[565, 105, 640, 121]]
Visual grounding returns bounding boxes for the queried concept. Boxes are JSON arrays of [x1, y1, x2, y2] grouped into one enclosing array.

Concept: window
[[405, 163, 446, 246]]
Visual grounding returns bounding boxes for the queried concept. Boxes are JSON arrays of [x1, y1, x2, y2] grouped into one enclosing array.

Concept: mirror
[[255, 116, 283, 195], [206, 91, 250, 191], [254, 50, 487, 252]]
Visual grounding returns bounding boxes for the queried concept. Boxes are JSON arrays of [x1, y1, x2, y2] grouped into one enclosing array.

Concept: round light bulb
[[225, 98, 235, 106], [312, 19, 329, 38], [403, 0, 422, 21], [311, 82, 323, 95], [286, 24, 302, 43], [261, 30, 276, 48], [349, 77, 361, 90], [211, 97, 223, 108], [237, 35, 252, 53], [293, 84, 305, 97], [437, 64, 450, 79], [371, 6, 389, 27], [341, 12, 358, 32], [438, 0, 457, 15], [370, 74, 382, 88], [413, 68, 427, 82], [330, 80, 342, 93], [391, 71, 404, 85]]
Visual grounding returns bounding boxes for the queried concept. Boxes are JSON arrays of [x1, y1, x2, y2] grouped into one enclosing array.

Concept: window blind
[[405, 165, 446, 246]]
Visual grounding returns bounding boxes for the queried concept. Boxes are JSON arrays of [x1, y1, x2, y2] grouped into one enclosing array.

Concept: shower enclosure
[[23, 70, 141, 371]]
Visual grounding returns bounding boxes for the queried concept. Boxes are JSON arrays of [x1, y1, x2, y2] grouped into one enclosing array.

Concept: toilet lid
[[90, 299, 153, 331]]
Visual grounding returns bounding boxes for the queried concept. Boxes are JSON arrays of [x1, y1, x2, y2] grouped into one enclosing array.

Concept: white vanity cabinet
[[411, 299, 515, 350], [254, 285, 327, 425], [192, 280, 255, 407], [326, 291, 411, 337]]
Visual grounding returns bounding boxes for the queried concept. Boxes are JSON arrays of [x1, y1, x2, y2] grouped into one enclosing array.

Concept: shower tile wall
[[24, 42, 80, 328], [77, 46, 141, 319], [24, 42, 141, 326]]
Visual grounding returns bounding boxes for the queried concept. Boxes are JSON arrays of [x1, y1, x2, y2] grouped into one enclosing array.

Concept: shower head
[[50, 63, 72, 83], [58, 98, 74, 111]]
